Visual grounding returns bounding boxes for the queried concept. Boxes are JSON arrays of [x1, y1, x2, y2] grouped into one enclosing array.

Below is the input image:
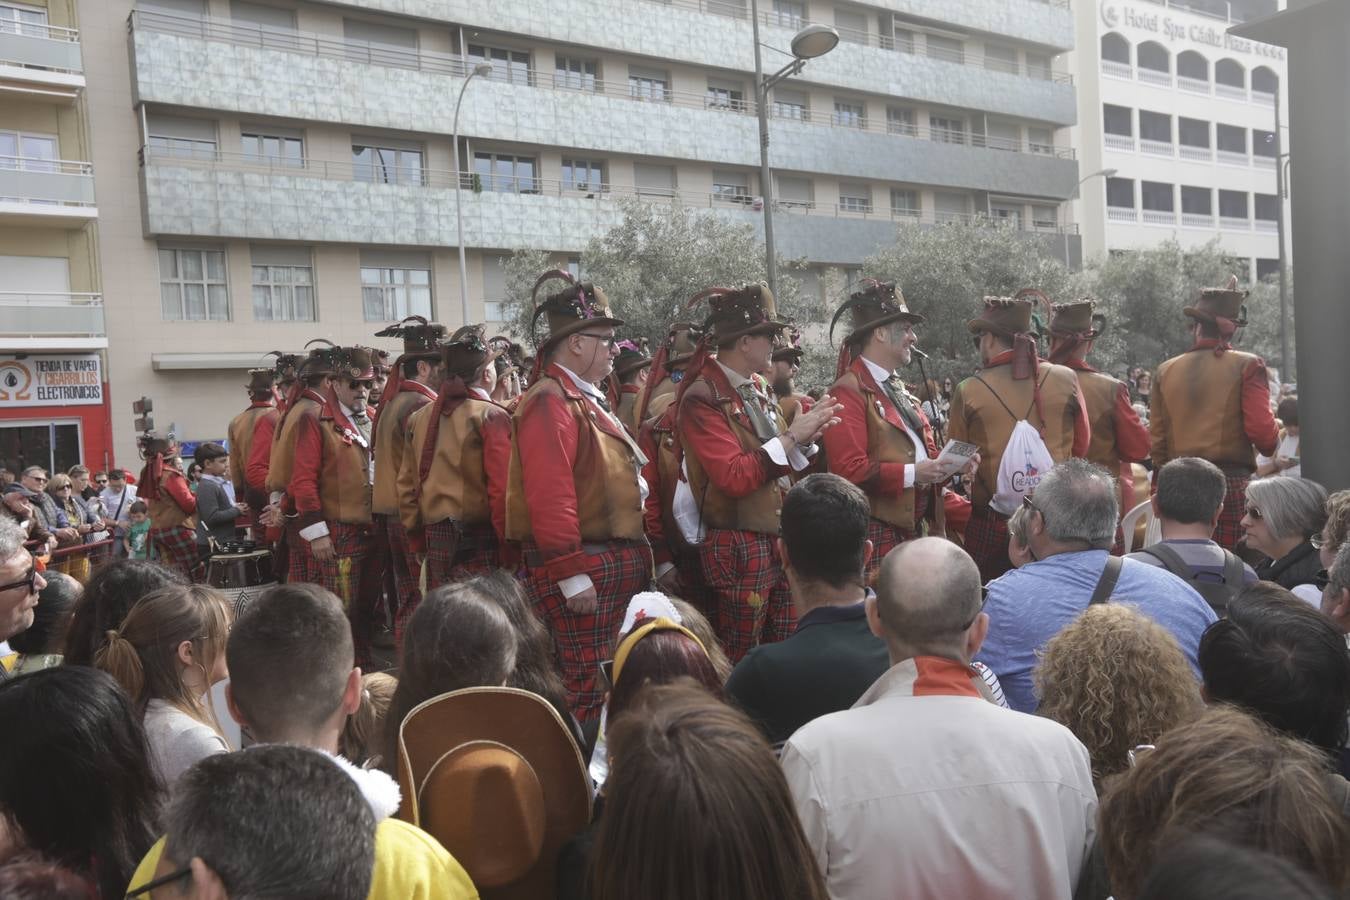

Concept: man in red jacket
[[676, 284, 841, 662]]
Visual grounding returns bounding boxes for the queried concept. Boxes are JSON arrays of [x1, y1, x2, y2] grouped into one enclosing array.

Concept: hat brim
[[714, 317, 789, 344], [537, 316, 626, 352], [843, 309, 924, 346], [968, 317, 1015, 336], [614, 357, 653, 378], [1048, 327, 1102, 340]]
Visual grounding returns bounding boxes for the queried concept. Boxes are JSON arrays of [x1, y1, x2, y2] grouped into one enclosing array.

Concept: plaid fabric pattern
[[363, 514, 393, 625], [669, 546, 716, 621], [383, 515, 423, 650], [865, 517, 917, 587], [425, 520, 501, 588], [965, 507, 1014, 583], [1214, 475, 1251, 552], [284, 524, 319, 585], [524, 540, 653, 723], [150, 526, 203, 582], [699, 528, 795, 665], [293, 521, 376, 668]]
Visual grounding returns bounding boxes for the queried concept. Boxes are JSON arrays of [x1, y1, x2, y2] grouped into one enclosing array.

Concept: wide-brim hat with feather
[[664, 322, 703, 367], [297, 339, 341, 378], [968, 296, 1035, 337], [771, 325, 806, 365], [244, 368, 274, 393], [488, 335, 522, 378], [1183, 274, 1249, 327], [1048, 298, 1106, 340], [334, 345, 376, 381], [690, 282, 787, 344], [441, 324, 497, 379], [375, 315, 449, 359], [266, 351, 304, 387], [613, 338, 652, 378], [136, 430, 178, 460], [830, 279, 924, 347], [530, 269, 623, 352]]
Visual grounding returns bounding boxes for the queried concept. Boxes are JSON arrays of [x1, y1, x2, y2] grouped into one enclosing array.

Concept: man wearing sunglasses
[[0, 517, 46, 677]]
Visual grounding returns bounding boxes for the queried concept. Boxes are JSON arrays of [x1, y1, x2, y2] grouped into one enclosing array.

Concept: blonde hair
[[46, 473, 72, 493], [669, 597, 732, 684], [95, 583, 232, 739], [1323, 490, 1350, 557], [1035, 604, 1201, 786], [340, 671, 397, 768]]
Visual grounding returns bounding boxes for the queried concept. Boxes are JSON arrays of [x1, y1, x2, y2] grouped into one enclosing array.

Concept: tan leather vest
[[505, 377, 646, 544], [267, 394, 321, 494], [679, 367, 788, 536], [1154, 348, 1260, 471], [1075, 369, 1124, 472], [227, 404, 271, 491], [315, 418, 373, 525], [372, 388, 432, 516], [401, 398, 504, 532], [148, 470, 193, 530], [950, 362, 1082, 509], [830, 367, 921, 531]]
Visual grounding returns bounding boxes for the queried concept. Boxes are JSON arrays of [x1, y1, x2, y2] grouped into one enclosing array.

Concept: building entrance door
[[0, 420, 81, 477]]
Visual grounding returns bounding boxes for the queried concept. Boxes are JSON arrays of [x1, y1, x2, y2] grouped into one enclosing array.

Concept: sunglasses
[[578, 333, 619, 348], [1315, 569, 1332, 591], [0, 564, 39, 594], [29, 476, 47, 484], [1245, 505, 1264, 520], [124, 865, 192, 898], [95, 479, 108, 485], [347, 380, 374, 390]]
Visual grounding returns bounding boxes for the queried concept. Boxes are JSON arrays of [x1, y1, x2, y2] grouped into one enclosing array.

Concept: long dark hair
[[63, 559, 187, 666], [383, 582, 518, 772], [469, 571, 572, 717], [0, 667, 162, 898]]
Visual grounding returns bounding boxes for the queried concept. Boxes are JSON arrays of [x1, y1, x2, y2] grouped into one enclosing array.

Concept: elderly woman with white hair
[[1241, 476, 1328, 604]]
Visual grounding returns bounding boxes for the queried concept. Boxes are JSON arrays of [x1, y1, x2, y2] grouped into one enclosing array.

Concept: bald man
[[781, 538, 1097, 900]]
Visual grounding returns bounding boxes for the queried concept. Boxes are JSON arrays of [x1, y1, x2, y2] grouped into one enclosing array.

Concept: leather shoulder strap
[[1136, 542, 1190, 579], [1089, 555, 1124, 605]]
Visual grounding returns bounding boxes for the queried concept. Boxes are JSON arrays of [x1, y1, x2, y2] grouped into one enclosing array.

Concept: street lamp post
[[1063, 167, 1118, 270], [750, 2, 838, 295], [452, 62, 493, 327], [1273, 86, 1290, 375]]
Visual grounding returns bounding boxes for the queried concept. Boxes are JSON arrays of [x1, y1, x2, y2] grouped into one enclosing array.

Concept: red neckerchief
[[1059, 357, 1098, 374], [248, 399, 275, 410], [416, 375, 477, 499], [399, 380, 438, 403], [621, 384, 641, 396], [320, 386, 368, 449], [1191, 336, 1236, 358]]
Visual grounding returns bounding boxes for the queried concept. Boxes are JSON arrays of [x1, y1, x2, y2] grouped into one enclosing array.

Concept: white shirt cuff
[[269, 491, 283, 504], [299, 521, 330, 542], [765, 436, 811, 471], [904, 464, 916, 489], [656, 561, 676, 578], [559, 573, 594, 599]]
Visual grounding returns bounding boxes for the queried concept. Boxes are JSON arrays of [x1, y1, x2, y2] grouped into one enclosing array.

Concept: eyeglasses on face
[[29, 475, 47, 484], [577, 333, 619, 348], [0, 564, 39, 595], [1312, 532, 1329, 551], [347, 379, 374, 390], [1245, 505, 1264, 520], [1315, 569, 1332, 592], [95, 479, 108, 485]]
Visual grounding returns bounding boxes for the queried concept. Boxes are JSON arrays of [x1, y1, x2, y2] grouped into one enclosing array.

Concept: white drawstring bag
[[990, 419, 1054, 516]]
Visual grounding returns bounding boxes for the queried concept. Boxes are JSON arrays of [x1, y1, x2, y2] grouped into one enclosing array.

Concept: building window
[[1031, 205, 1058, 230], [1178, 117, 1209, 149], [990, 202, 1023, 227], [555, 55, 597, 91], [926, 35, 964, 65], [628, 67, 670, 103], [147, 117, 217, 160], [1103, 104, 1132, 137], [0, 2, 47, 35], [1105, 177, 1135, 209], [353, 143, 423, 186], [1216, 124, 1247, 155], [1028, 126, 1054, 155], [633, 163, 676, 198], [832, 100, 866, 129], [934, 192, 968, 224], [886, 106, 916, 136], [1138, 110, 1172, 144], [1026, 53, 1051, 80], [241, 131, 303, 167], [1254, 193, 1280, 222], [706, 81, 746, 112], [1140, 181, 1174, 212], [930, 115, 965, 145], [468, 43, 530, 85], [773, 88, 808, 121], [712, 169, 751, 204], [984, 43, 1019, 75], [771, 0, 804, 28], [890, 188, 919, 219], [834, 8, 867, 44], [482, 252, 508, 322], [1181, 185, 1212, 215], [1256, 258, 1279, 280], [889, 25, 916, 53], [473, 152, 537, 193], [776, 174, 813, 209], [561, 158, 603, 192], [251, 257, 314, 321], [160, 247, 229, 321], [1252, 129, 1277, 159], [838, 182, 872, 213], [360, 266, 430, 321], [1219, 189, 1248, 220]]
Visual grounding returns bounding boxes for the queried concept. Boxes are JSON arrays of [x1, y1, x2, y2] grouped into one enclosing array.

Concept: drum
[[207, 549, 276, 618]]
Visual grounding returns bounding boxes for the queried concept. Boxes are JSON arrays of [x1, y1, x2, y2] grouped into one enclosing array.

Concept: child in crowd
[[125, 501, 150, 559], [341, 671, 397, 769]]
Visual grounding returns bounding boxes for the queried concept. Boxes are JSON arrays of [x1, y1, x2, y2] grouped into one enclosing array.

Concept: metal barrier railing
[[45, 537, 115, 585]]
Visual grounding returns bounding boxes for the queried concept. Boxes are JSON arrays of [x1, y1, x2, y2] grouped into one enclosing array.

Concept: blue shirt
[[975, 549, 1219, 713]]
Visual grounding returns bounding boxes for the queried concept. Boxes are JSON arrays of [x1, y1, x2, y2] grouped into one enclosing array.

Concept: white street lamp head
[[790, 24, 839, 60], [472, 62, 493, 77], [1100, 167, 1119, 177]]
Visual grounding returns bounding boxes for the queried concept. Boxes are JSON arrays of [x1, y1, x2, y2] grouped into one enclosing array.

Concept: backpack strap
[[1136, 542, 1191, 580], [1022, 370, 1053, 420], [972, 374, 1018, 422], [1089, 555, 1124, 605], [1220, 549, 1245, 588]]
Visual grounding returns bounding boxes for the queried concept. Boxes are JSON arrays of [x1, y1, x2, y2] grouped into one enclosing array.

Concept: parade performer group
[[137, 267, 1276, 722]]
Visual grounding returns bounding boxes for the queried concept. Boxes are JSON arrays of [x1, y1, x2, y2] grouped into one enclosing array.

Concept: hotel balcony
[[0, 157, 98, 225], [0, 292, 106, 350], [140, 150, 1079, 266], [127, 10, 1080, 184], [0, 21, 84, 100]]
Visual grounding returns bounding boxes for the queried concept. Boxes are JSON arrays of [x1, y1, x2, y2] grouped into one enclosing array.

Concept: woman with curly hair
[[1034, 604, 1202, 786], [1316, 489, 1350, 569]]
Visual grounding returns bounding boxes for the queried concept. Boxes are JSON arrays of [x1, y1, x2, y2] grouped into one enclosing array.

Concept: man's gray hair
[[1245, 477, 1329, 542], [163, 745, 375, 900], [1329, 542, 1350, 595], [1155, 457, 1227, 525], [19, 466, 45, 480], [0, 517, 27, 562], [1032, 459, 1119, 549]]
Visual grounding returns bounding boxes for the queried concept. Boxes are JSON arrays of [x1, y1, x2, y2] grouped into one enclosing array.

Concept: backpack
[[1137, 542, 1245, 616], [974, 374, 1055, 516]]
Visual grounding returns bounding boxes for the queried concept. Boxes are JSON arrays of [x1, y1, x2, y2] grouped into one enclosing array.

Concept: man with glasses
[[0, 516, 47, 678], [98, 468, 137, 557], [975, 459, 1216, 712], [781, 537, 1097, 900], [288, 346, 380, 667], [506, 269, 650, 721], [20, 466, 78, 547]]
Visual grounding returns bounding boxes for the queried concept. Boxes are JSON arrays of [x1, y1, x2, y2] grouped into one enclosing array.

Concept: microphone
[[910, 346, 930, 360]]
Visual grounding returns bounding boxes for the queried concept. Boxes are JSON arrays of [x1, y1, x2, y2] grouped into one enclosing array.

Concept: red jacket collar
[[1061, 357, 1098, 373], [620, 383, 641, 396], [399, 380, 438, 402], [248, 399, 275, 410], [983, 349, 1049, 369]]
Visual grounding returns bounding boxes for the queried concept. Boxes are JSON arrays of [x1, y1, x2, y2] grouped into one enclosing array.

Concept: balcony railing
[[1219, 215, 1250, 230], [1104, 133, 1136, 151], [1215, 83, 1247, 101], [1177, 76, 1211, 95], [1107, 206, 1139, 222], [1252, 89, 1276, 107], [1253, 155, 1277, 169], [142, 148, 1080, 234], [1141, 209, 1177, 225], [0, 20, 82, 73], [0, 292, 105, 337], [1216, 150, 1249, 167], [1254, 219, 1278, 233], [1140, 139, 1175, 157], [131, 11, 1078, 161], [1101, 60, 1133, 79], [1137, 67, 1173, 87], [1179, 144, 1213, 161], [1181, 213, 1214, 228], [1100, 59, 1276, 109], [0, 157, 96, 207]]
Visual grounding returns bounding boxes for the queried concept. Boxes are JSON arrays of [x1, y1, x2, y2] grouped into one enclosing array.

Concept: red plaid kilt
[[524, 539, 653, 723], [699, 528, 794, 665], [364, 514, 393, 622], [669, 545, 716, 621], [1214, 475, 1251, 552], [965, 506, 1013, 583], [151, 526, 203, 582], [293, 521, 376, 668], [865, 518, 917, 587]]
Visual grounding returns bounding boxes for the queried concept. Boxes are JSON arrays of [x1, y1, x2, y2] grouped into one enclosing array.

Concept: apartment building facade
[[0, 0, 110, 476], [1068, 0, 1288, 279], [79, 0, 1080, 462]]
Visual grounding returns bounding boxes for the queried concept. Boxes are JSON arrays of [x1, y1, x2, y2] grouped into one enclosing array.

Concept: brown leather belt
[[523, 538, 649, 569]]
